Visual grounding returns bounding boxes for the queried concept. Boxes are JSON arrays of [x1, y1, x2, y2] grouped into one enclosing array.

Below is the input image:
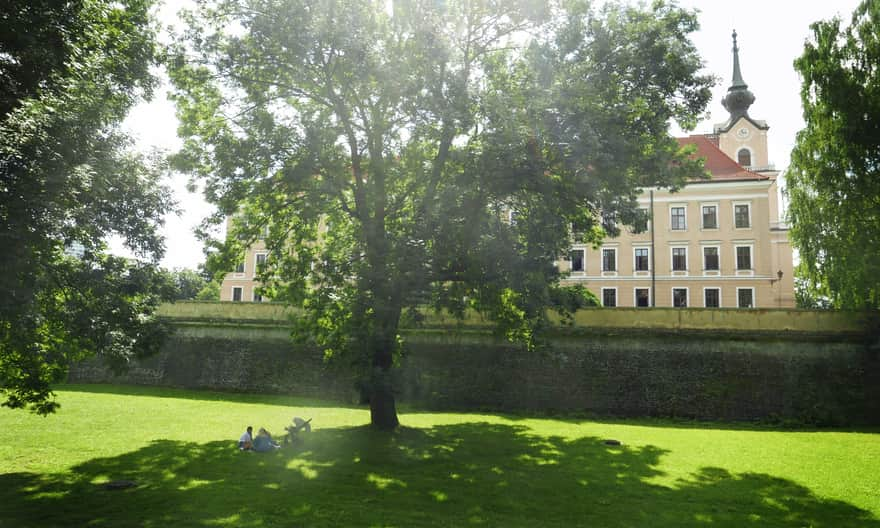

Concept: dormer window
[[737, 148, 751, 167]]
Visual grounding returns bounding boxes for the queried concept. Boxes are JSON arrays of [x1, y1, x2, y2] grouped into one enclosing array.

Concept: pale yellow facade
[[559, 175, 795, 308], [219, 216, 270, 302], [717, 117, 772, 172]]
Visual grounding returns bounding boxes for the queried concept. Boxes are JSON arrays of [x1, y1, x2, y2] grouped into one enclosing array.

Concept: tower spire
[[730, 30, 747, 89], [722, 29, 755, 123]]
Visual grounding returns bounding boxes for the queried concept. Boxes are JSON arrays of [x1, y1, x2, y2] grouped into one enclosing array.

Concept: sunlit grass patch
[[0, 384, 877, 527]]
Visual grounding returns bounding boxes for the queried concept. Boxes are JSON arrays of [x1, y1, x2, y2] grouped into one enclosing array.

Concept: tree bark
[[369, 365, 399, 430], [367, 299, 401, 430]]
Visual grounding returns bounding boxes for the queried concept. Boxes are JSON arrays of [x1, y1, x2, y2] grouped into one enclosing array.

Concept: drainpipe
[[650, 190, 656, 307]]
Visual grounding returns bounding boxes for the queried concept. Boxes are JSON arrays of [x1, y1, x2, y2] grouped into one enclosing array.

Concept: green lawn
[[1, 385, 878, 527]]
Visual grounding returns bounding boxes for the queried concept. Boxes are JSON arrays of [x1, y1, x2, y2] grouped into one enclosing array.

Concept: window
[[602, 248, 616, 272], [701, 205, 718, 229], [670, 206, 686, 231], [634, 248, 649, 271], [635, 288, 650, 307], [737, 148, 752, 167], [253, 292, 263, 302], [601, 211, 617, 232], [570, 249, 585, 272], [602, 288, 617, 307], [508, 209, 518, 225], [737, 288, 755, 308], [704, 288, 720, 308], [673, 288, 688, 308], [235, 261, 245, 274], [734, 203, 751, 228], [672, 247, 687, 271], [255, 253, 268, 271], [232, 287, 243, 302], [736, 246, 752, 270], [631, 208, 649, 234], [703, 247, 719, 271]]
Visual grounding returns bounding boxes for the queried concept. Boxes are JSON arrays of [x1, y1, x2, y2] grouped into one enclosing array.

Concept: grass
[[1, 384, 878, 527]]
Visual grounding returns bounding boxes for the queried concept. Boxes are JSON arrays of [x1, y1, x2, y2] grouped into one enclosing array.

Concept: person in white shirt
[[238, 426, 253, 450]]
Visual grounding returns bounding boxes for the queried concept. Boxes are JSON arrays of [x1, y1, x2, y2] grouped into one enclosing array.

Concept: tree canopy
[[787, 0, 880, 309], [169, 0, 712, 429], [167, 268, 210, 300], [0, 0, 174, 413]]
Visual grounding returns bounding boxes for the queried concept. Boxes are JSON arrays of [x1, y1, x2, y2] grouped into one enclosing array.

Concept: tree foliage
[[167, 268, 209, 300], [788, 0, 880, 309], [195, 280, 222, 301], [0, 0, 174, 413], [169, 0, 712, 428]]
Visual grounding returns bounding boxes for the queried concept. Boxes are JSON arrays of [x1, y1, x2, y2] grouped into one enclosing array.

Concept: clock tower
[[713, 31, 773, 174]]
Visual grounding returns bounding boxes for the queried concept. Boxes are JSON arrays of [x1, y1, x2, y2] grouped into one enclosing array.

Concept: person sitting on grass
[[238, 426, 253, 451], [252, 427, 281, 452], [284, 417, 312, 445]]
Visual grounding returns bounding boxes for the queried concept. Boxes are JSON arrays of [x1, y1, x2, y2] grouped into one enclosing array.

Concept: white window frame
[[601, 211, 617, 232], [628, 207, 651, 234], [633, 246, 650, 274], [634, 288, 651, 308], [700, 202, 719, 230], [507, 208, 518, 225], [672, 287, 689, 308], [601, 287, 618, 307], [669, 204, 687, 231], [733, 201, 752, 230], [233, 261, 246, 278], [702, 245, 721, 275], [734, 243, 754, 276], [601, 246, 618, 276], [569, 247, 586, 274], [670, 245, 688, 274], [252, 290, 263, 302], [232, 286, 244, 302], [703, 287, 722, 308], [736, 287, 756, 308], [254, 252, 268, 275]]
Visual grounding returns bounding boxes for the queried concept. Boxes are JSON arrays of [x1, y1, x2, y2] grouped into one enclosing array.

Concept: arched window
[[737, 148, 752, 167]]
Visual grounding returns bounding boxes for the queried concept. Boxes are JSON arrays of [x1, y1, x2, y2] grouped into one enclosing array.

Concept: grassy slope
[[0, 384, 877, 528]]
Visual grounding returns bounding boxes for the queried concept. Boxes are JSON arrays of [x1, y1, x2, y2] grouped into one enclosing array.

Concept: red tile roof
[[676, 135, 769, 182]]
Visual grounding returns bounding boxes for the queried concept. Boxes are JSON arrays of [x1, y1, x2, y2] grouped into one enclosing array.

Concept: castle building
[[560, 31, 794, 308], [219, 216, 269, 302], [221, 31, 795, 307]]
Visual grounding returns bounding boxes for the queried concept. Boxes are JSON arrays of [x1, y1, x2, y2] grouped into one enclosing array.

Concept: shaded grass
[[0, 384, 878, 527]]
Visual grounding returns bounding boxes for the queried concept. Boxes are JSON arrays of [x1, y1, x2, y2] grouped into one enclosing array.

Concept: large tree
[[0, 0, 175, 413], [169, 0, 712, 429], [788, 0, 880, 309]]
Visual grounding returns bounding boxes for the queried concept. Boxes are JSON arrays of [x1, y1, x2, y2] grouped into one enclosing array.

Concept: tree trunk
[[368, 304, 401, 430], [369, 366, 399, 430]]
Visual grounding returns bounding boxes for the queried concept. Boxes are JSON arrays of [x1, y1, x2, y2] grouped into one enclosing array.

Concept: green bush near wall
[[69, 315, 880, 426]]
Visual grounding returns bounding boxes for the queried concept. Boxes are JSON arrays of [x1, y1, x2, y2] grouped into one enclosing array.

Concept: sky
[[122, 0, 863, 270]]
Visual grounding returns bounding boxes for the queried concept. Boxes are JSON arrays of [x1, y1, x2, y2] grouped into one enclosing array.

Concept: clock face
[[736, 127, 750, 139]]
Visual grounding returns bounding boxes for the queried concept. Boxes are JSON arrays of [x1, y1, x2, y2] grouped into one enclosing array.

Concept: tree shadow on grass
[[1, 423, 876, 527]]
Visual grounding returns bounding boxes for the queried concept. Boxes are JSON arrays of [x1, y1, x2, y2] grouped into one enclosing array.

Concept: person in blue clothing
[[252, 427, 280, 452]]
